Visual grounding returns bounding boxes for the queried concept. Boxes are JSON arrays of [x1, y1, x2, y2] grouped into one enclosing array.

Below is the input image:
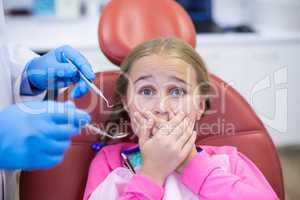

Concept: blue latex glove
[[26, 45, 96, 98], [0, 101, 91, 170]]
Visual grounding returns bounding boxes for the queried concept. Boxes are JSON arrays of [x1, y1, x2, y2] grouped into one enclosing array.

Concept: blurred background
[[3, 0, 300, 199]]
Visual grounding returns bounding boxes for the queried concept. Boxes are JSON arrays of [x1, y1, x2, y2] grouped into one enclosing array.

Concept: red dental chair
[[19, 0, 285, 200]]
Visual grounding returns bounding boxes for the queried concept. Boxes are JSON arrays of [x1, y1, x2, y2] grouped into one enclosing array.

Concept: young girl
[[83, 38, 279, 200]]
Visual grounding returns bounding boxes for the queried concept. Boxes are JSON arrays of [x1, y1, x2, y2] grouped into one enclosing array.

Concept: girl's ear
[[196, 99, 206, 120]]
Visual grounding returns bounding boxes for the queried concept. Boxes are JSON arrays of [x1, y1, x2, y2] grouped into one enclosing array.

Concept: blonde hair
[[105, 37, 211, 137]]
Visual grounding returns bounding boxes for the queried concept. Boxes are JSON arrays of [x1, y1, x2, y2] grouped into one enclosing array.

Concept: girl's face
[[123, 54, 205, 136]]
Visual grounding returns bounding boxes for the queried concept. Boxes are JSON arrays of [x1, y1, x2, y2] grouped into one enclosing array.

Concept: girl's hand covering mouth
[[132, 111, 197, 186]]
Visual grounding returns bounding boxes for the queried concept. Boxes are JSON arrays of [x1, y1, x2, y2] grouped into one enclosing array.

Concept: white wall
[[196, 34, 300, 146]]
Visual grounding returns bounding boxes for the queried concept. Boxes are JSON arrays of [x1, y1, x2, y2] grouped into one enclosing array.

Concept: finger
[[138, 117, 154, 145], [131, 116, 142, 133], [169, 111, 186, 125], [186, 115, 196, 136], [175, 118, 195, 148], [177, 112, 196, 136], [133, 112, 158, 137], [54, 63, 77, 78], [57, 45, 95, 81], [53, 77, 74, 89], [71, 74, 80, 83], [64, 101, 76, 108], [143, 111, 162, 136], [169, 116, 190, 139], [70, 79, 89, 99], [39, 101, 75, 113], [133, 112, 142, 124], [134, 111, 148, 125], [143, 111, 164, 125], [45, 124, 80, 140], [50, 107, 91, 127], [41, 140, 71, 156], [155, 112, 186, 136], [146, 111, 167, 126], [42, 154, 65, 169], [162, 111, 185, 130], [180, 131, 197, 158], [151, 125, 160, 136], [170, 110, 175, 120]]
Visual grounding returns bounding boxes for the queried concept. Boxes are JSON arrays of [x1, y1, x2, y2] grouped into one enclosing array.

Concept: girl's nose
[[152, 96, 171, 119]]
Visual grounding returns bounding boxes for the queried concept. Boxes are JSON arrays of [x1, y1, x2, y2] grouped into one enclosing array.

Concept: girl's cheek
[[131, 122, 139, 137], [126, 96, 144, 113], [170, 96, 194, 115], [134, 96, 157, 112], [168, 98, 198, 121]]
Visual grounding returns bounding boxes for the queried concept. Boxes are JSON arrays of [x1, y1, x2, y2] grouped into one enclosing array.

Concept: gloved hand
[[0, 101, 91, 170], [26, 45, 96, 98]]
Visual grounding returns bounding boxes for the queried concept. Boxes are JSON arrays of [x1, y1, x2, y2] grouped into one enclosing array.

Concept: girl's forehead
[[129, 55, 196, 82]]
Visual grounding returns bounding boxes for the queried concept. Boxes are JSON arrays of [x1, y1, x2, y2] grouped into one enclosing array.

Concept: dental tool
[[63, 53, 114, 108], [86, 124, 129, 139], [62, 54, 125, 139]]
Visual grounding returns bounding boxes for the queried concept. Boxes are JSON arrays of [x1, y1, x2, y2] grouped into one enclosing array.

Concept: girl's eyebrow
[[134, 75, 153, 84], [169, 76, 192, 86], [133, 75, 192, 86]]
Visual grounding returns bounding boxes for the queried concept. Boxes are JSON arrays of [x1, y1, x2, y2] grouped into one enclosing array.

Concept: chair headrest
[[98, 0, 196, 65]]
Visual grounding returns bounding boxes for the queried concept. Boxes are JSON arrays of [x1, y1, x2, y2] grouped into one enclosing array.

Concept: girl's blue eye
[[139, 87, 155, 96], [170, 88, 186, 97]]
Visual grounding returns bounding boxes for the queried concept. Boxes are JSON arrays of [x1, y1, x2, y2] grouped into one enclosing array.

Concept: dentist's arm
[[3, 44, 44, 102]]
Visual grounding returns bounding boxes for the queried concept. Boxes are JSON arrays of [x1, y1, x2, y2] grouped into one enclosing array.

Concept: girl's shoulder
[[199, 145, 251, 170], [200, 145, 238, 156]]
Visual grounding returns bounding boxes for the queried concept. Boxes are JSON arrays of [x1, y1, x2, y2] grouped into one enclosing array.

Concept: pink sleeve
[[119, 175, 164, 200], [83, 150, 112, 200], [83, 146, 164, 200], [180, 149, 279, 200]]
